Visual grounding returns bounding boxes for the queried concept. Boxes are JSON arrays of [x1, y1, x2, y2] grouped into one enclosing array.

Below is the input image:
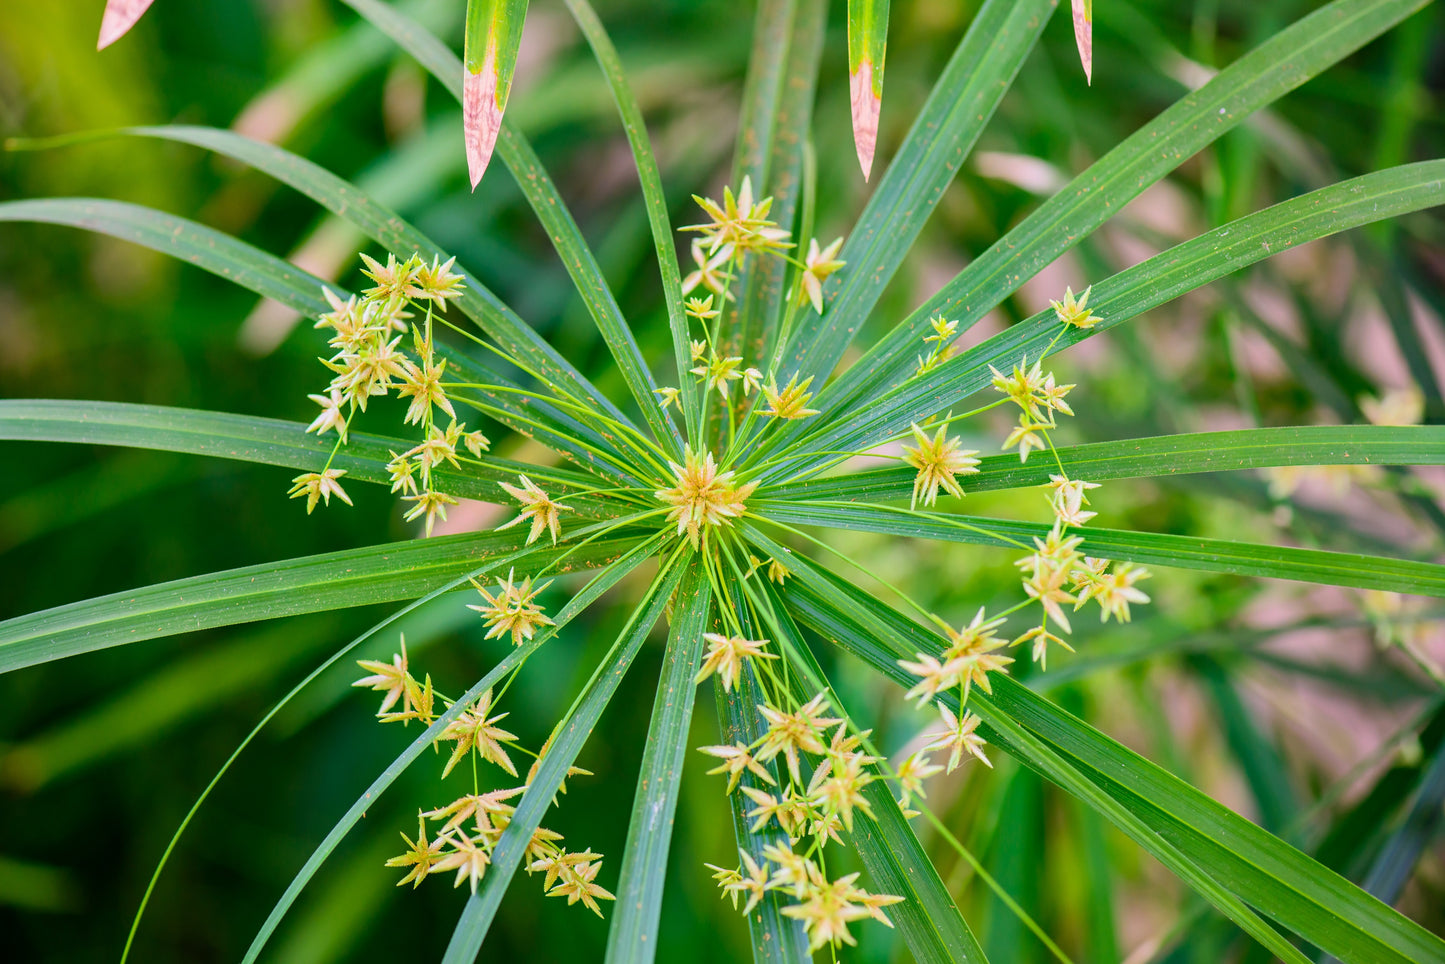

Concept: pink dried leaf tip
[[849, 59, 881, 182], [98, 0, 156, 51]]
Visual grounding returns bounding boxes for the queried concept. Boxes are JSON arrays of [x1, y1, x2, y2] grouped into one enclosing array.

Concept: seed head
[[497, 474, 573, 546], [467, 568, 555, 647], [655, 447, 757, 548], [903, 423, 980, 509], [761, 374, 820, 420], [1051, 285, 1101, 329]]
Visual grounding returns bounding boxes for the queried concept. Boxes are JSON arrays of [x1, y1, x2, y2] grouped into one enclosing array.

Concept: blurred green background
[[2, 1, 1443, 961]]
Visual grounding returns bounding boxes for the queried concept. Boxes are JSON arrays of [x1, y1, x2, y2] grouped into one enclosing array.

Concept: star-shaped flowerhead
[[288, 468, 352, 514], [945, 607, 1014, 700], [895, 751, 944, 808], [798, 236, 845, 314], [690, 351, 744, 399], [541, 851, 616, 917], [401, 489, 459, 537], [413, 255, 466, 303], [431, 832, 491, 893], [924, 704, 992, 773], [697, 742, 777, 794], [761, 374, 820, 420], [305, 387, 349, 443], [903, 422, 980, 509], [682, 176, 792, 258], [497, 474, 573, 546], [756, 693, 842, 784], [359, 252, 423, 305], [708, 849, 774, 914], [655, 447, 758, 548], [682, 240, 733, 297], [439, 689, 519, 778], [1051, 285, 1101, 329], [384, 811, 448, 888], [1076, 562, 1152, 623], [1002, 416, 1049, 463], [396, 355, 454, 426], [1048, 474, 1100, 527], [353, 635, 416, 716], [695, 633, 777, 692], [467, 568, 555, 647]]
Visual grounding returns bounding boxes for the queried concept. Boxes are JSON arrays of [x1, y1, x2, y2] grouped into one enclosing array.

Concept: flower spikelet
[[695, 633, 777, 692], [1051, 285, 1101, 329], [467, 568, 554, 646], [924, 705, 992, 773], [946, 607, 1013, 700], [761, 374, 820, 420], [756, 693, 841, 784], [353, 636, 415, 716], [288, 468, 352, 514], [698, 742, 776, 794], [385, 811, 447, 888], [903, 423, 980, 509], [439, 689, 519, 778], [798, 236, 845, 313], [497, 475, 573, 546], [655, 447, 757, 548]]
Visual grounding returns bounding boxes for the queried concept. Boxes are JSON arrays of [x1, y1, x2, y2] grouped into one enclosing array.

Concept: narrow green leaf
[[440, 552, 685, 963], [604, 563, 713, 962], [0, 399, 617, 509], [340, 0, 685, 457], [0, 197, 325, 314], [1, 619, 332, 793], [846, 0, 890, 180], [98, 0, 154, 50], [74, 122, 636, 446], [1355, 742, 1445, 903], [766, 425, 1445, 503], [766, 549, 1445, 964], [462, 0, 528, 189], [242, 538, 659, 964], [744, 527, 1314, 963], [0, 527, 642, 673], [559, 0, 702, 442], [731, 0, 825, 380], [754, 501, 1445, 598], [121, 540, 548, 963], [794, 0, 1433, 432], [778, 161, 1445, 469], [1194, 656, 1298, 833]]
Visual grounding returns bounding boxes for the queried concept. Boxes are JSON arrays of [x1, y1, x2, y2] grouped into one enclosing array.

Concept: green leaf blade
[[0, 528, 642, 673], [604, 562, 712, 963]]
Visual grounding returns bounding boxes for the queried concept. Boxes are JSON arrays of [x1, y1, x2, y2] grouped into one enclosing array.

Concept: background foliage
[[1, 1, 1443, 961]]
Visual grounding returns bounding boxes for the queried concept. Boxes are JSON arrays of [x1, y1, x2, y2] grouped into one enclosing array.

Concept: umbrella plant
[[2, 0, 1443, 960]]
